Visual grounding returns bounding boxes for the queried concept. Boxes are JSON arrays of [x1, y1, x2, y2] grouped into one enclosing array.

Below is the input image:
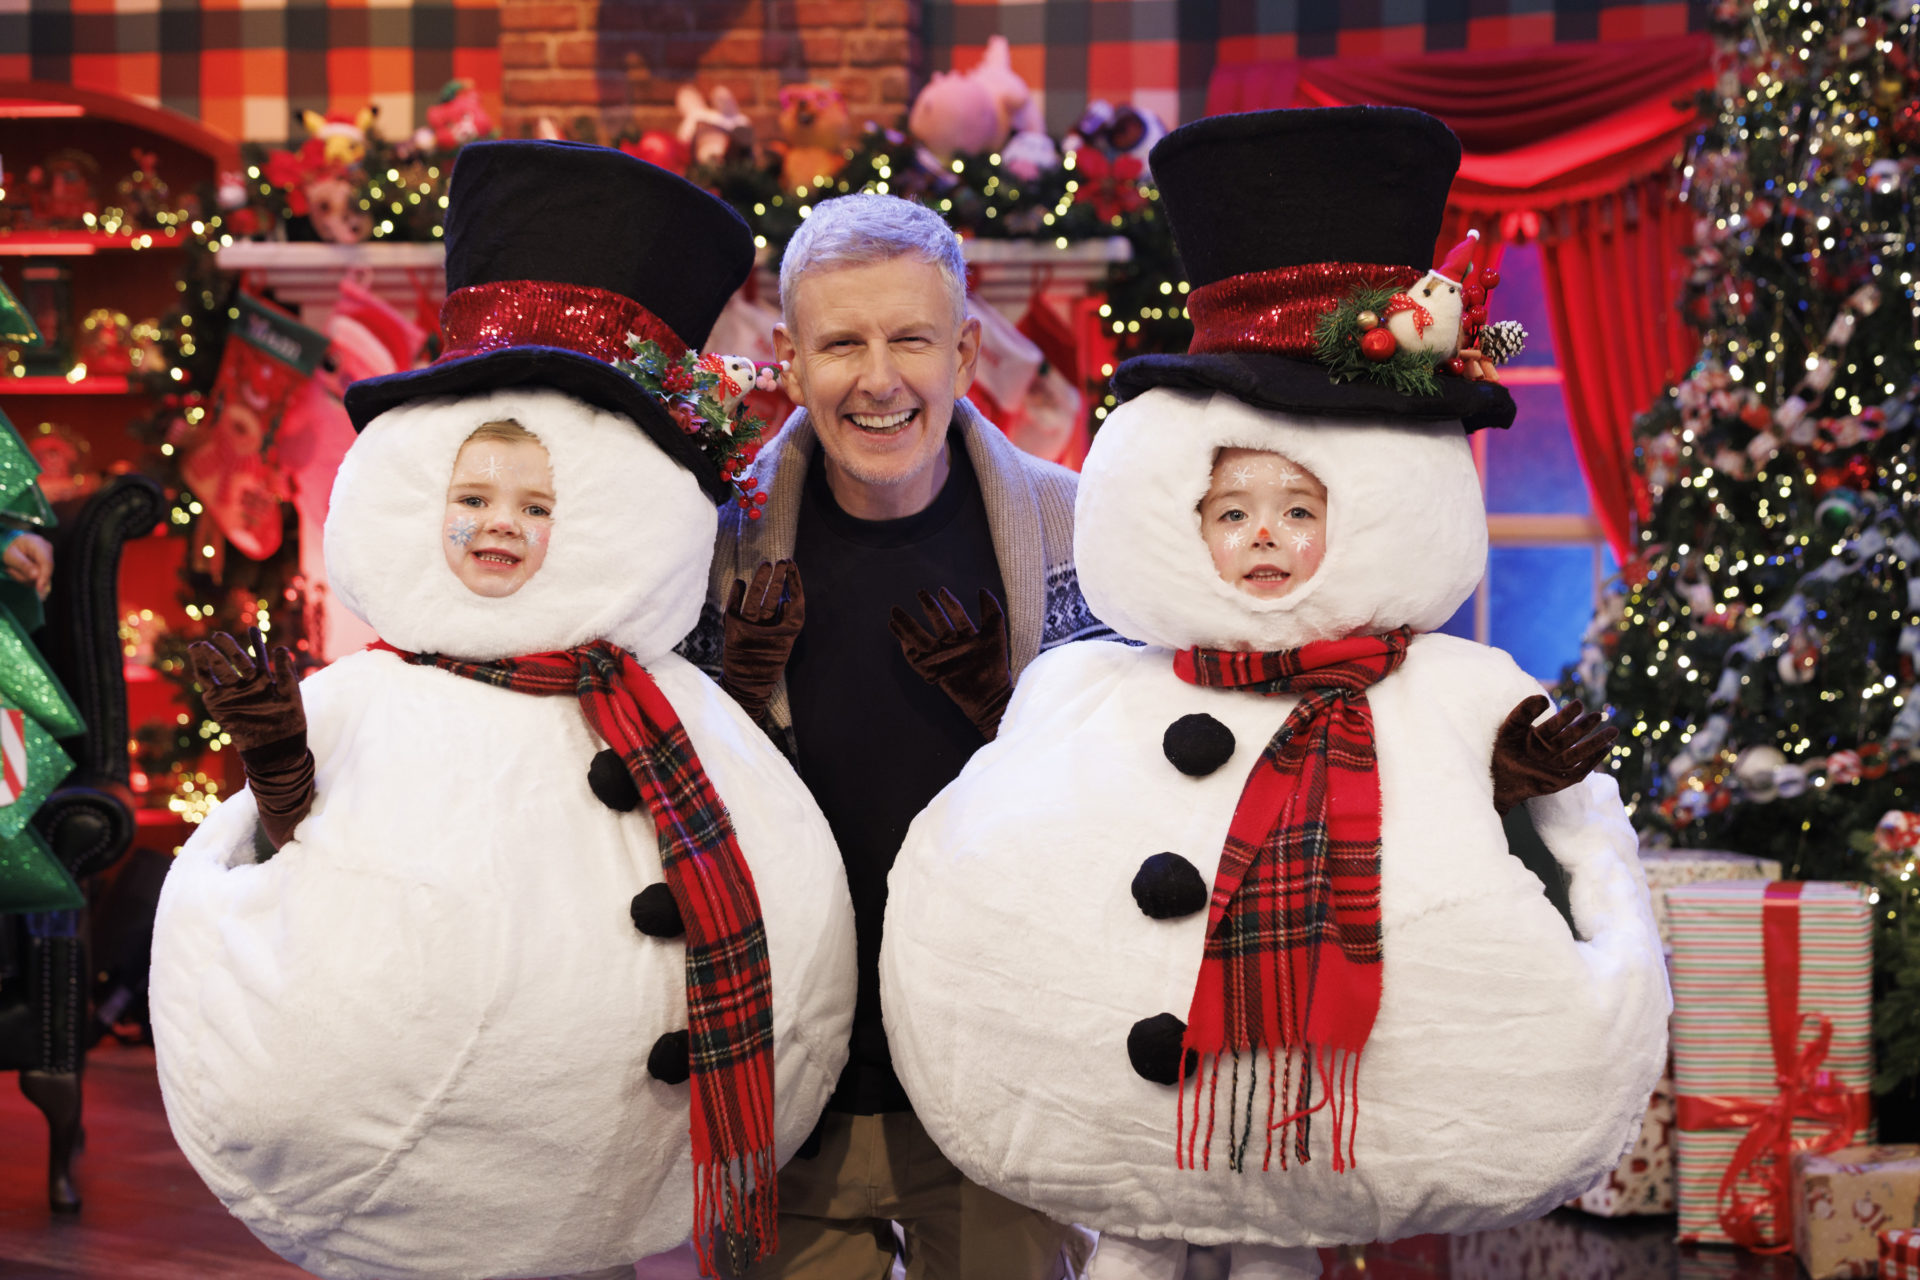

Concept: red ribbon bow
[[1673, 881, 1870, 1251]]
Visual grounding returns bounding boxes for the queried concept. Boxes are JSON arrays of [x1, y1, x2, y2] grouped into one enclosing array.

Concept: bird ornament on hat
[[878, 107, 1668, 1280], [150, 140, 855, 1280]]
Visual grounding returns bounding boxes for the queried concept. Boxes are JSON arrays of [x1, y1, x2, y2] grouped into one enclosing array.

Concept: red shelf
[[0, 229, 190, 255], [0, 374, 135, 395]]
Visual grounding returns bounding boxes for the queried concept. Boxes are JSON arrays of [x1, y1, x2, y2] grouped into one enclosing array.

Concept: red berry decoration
[[1463, 284, 1487, 308], [1359, 327, 1397, 362], [1480, 268, 1501, 290], [1445, 356, 1467, 376]]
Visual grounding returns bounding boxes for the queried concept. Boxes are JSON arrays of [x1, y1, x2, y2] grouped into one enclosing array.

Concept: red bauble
[[1445, 356, 1467, 375], [627, 130, 690, 175], [1479, 268, 1501, 290], [1843, 453, 1875, 490], [1359, 327, 1397, 362]]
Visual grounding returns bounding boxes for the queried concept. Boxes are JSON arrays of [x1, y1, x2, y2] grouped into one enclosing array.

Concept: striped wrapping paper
[[1668, 880, 1875, 1246], [1884, 1227, 1920, 1280]]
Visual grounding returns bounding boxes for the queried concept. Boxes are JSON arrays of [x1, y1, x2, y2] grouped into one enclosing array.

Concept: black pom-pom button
[[648, 1029, 691, 1084], [1163, 714, 1235, 776], [588, 749, 642, 811], [630, 883, 684, 938], [1131, 853, 1209, 920], [1128, 1013, 1198, 1086]]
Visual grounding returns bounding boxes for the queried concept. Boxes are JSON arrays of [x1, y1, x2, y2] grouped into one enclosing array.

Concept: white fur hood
[[1076, 388, 1487, 651], [324, 386, 716, 663]]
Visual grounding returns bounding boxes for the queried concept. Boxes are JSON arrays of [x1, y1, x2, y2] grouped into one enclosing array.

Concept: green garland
[[613, 339, 770, 508], [1311, 282, 1443, 399]]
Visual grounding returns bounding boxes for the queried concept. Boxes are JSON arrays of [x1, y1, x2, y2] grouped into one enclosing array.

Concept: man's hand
[[721, 560, 805, 722], [1491, 694, 1618, 815], [190, 628, 314, 850], [3, 532, 53, 600], [889, 587, 1013, 740]]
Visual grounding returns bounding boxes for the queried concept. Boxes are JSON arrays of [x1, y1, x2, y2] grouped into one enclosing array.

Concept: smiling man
[[680, 193, 1107, 1279]]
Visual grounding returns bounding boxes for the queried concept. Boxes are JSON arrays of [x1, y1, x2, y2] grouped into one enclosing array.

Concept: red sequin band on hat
[[1187, 262, 1422, 356], [437, 280, 688, 366]]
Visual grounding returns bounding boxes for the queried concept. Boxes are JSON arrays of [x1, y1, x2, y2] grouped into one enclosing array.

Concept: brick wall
[[501, 0, 918, 143]]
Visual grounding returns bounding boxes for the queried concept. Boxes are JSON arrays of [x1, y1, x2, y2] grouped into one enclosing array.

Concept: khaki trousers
[[743, 1111, 1090, 1280]]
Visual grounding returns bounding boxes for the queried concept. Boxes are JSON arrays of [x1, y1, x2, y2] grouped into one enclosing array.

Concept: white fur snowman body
[[878, 388, 1668, 1265], [151, 387, 857, 1280]]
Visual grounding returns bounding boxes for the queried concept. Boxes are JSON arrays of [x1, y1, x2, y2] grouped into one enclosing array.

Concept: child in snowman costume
[[150, 141, 856, 1280], [878, 107, 1669, 1279]]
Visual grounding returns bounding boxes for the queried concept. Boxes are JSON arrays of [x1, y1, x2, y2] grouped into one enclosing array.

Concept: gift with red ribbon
[[1883, 1226, 1920, 1280], [1669, 880, 1874, 1248]]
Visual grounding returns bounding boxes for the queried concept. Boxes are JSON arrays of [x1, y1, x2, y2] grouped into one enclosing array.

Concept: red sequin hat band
[[1186, 262, 1422, 357], [437, 280, 689, 366]]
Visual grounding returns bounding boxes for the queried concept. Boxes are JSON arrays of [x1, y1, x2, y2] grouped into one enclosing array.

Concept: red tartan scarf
[[370, 638, 775, 1276], [1170, 627, 1414, 1177]]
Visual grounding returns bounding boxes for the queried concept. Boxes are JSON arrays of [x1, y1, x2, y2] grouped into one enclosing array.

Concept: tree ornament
[[1816, 489, 1866, 533], [1733, 744, 1787, 802], [1355, 309, 1380, 331], [1359, 327, 1397, 362], [1876, 809, 1920, 854], [1445, 356, 1467, 376], [1826, 749, 1864, 785]]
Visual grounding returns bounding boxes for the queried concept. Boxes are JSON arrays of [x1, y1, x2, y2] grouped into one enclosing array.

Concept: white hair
[[779, 193, 967, 329]]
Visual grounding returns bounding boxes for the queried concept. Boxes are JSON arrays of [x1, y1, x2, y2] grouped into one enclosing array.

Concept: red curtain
[[1207, 38, 1712, 560]]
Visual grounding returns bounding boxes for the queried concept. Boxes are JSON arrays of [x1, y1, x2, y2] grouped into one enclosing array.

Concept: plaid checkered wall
[[0, 0, 501, 146], [924, 0, 1711, 136]]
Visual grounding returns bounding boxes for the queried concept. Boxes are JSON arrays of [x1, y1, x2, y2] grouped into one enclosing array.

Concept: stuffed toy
[[776, 83, 853, 191], [150, 141, 856, 1280], [878, 107, 1669, 1279]]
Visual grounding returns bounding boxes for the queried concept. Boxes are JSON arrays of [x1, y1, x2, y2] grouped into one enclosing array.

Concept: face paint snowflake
[[1228, 463, 1257, 487], [1222, 528, 1247, 550], [523, 523, 546, 547], [1275, 464, 1303, 487], [477, 453, 508, 481], [446, 515, 479, 548], [1291, 530, 1315, 552]]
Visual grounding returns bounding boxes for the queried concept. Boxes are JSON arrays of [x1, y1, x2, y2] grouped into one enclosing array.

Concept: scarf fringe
[[1176, 1045, 1362, 1174]]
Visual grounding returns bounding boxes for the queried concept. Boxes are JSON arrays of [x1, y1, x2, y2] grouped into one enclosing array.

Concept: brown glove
[[889, 587, 1013, 741], [720, 560, 805, 723], [1492, 694, 1618, 816], [189, 628, 313, 850]]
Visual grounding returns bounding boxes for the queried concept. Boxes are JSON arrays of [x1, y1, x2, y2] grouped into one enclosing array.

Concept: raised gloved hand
[[189, 628, 313, 849], [720, 559, 805, 723], [889, 587, 1013, 741], [1491, 694, 1618, 816]]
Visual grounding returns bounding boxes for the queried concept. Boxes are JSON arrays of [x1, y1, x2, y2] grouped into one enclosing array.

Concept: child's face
[[442, 435, 555, 598], [1199, 447, 1327, 600]]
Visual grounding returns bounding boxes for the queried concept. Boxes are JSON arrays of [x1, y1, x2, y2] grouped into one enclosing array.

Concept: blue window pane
[[1437, 593, 1477, 641], [1489, 544, 1595, 681], [1486, 383, 1592, 516]]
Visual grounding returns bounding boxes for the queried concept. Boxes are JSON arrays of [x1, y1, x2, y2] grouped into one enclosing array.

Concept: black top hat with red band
[[1111, 106, 1516, 433], [343, 139, 754, 502]]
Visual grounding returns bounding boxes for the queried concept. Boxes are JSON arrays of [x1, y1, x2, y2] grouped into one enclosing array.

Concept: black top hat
[[343, 139, 755, 502], [1112, 106, 1515, 433]]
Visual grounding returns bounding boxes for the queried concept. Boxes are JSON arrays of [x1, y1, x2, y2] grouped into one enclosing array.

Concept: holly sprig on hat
[[1312, 282, 1447, 399], [615, 338, 776, 517]]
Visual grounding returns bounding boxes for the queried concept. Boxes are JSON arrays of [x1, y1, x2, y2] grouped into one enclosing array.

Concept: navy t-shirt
[[787, 435, 1006, 1114]]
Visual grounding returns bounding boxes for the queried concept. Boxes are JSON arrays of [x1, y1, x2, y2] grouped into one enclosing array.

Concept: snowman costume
[[151, 143, 856, 1280], [878, 109, 1668, 1278]]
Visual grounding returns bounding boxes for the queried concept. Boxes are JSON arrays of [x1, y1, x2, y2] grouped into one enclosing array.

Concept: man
[[680, 193, 1109, 1278]]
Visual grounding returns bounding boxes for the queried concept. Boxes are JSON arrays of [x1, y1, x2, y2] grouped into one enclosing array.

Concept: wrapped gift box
[[1884, 1226, 1920, 1280], [1791, 1144, 1920, 1279], [1574, 1066, 1677, 1216], [1640, 849, 1784, 950], [1447, 1210, 1673, 1280], [1669, 881, 1874, 1247]]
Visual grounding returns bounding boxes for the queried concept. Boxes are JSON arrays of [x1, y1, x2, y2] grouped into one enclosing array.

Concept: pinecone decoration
[[1479, 319, 1528, 366]]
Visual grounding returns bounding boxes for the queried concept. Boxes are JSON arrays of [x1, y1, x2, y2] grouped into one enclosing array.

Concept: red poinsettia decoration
[[1070, 149, 1146, 221]]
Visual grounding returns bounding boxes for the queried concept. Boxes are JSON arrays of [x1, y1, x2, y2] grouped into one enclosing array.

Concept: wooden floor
[[0, 1044, 1803, 1279]]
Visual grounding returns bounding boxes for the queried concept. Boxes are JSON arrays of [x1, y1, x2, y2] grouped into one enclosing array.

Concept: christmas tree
[[1575, 0, 1920, 1103]]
